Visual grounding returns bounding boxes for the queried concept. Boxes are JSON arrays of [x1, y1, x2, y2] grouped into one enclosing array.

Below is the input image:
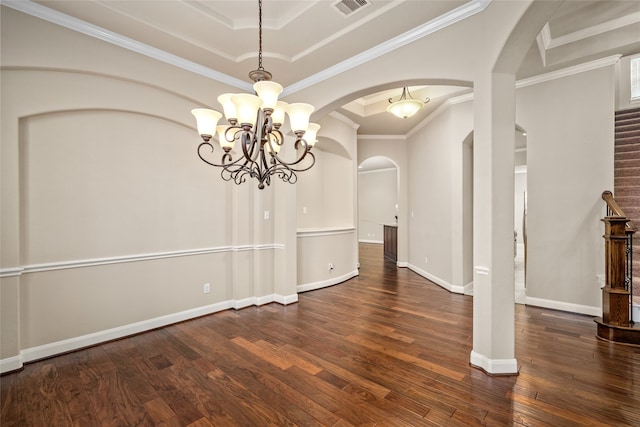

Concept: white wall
[[358, 168, 398, 243], [516, 65, 615, 313]]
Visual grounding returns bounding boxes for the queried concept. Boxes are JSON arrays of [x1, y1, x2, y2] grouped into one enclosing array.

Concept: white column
[[470, 71, 518, 375]]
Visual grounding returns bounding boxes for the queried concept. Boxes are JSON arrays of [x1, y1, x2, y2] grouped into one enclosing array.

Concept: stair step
[[614, 186, 640, 198], [615, 175, 640, 186], [616, 158, 640, 169], [616, 107, 640, 119], [615, 150, 640, 160], [616, 136, 640, 146], [615, 196, 640, 207], [615, 166, 640, 177], [616, 121, 640, 132], [615, 110, 640, 289], [616, 129, 640, 139]]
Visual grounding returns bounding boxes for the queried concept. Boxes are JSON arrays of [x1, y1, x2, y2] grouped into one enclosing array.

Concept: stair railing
[[602, 190, 637, 324]]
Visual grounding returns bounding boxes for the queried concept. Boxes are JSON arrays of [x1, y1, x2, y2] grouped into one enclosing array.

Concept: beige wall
[[407, 100, 475, 292], [296, 114, 358, 291], [357, 137, 409, 264], [405, 62, 615, 313], [0, 7, 300, 370]]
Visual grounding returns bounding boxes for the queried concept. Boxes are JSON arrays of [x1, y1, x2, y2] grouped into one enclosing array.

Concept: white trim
[[407, 92, 474, 139], [535, 31, 548, 67], [470, 350, 518, 375], [396, 261, 408, 268], [544, 15, 640, 50], [296, 227, 356, 238], [283, 0, 491, 96], [0, 267, 24, 278], [514, 165, 527, 174], [463, 281, 474, 295], [329, 111, 361, 130], [474, 266, 490, 276], [516, 55, 622, 89], [2, 244, 283, 276], [358, 167, 397, 175], [4, 0, 490, 97], [525, 296, 600, 317], [0, 356, 23, 374], [297, 269, 359, 293], [0, 293, 298, 374], [408, 264, 465, 294], [1, 0, 253, 92], [400, 55, 621, 137], [233, 297, 258, 310], [274, 293, 299, 305], [359, 239, 383, 244], [358, 134, 407, 140]]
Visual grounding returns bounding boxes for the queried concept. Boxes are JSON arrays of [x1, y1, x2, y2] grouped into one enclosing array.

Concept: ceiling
[[10, 0, 640, 138]]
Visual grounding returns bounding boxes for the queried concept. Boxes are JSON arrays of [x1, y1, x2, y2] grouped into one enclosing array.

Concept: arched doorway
[[357, 156, 399, 243]]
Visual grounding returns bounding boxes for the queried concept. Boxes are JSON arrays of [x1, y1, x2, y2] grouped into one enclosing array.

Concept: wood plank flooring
[[2, 243, 640, 426]]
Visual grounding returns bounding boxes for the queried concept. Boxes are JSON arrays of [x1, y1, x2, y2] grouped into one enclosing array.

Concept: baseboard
[[463, 281, 474, 295], [525, 296, 600, 316], [297, 270, 359, 293], [0, 355, 23, 373], [397, 261, 408, 268], [358, 239, 383, 244], [470, 350, 519, 375], [407, 264, 465, 294], [0, 294, 297, 374]]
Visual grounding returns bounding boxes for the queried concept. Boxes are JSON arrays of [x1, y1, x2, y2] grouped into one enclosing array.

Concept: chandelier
[[191, 0, 319, 189], [386, 87, 430, 119]]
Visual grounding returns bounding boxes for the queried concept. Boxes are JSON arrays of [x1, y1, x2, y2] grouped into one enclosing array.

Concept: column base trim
[[469, 350, 519, 376]]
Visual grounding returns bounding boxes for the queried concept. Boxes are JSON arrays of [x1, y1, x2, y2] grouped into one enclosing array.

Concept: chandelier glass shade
[[387, 87, 430, 119], [191, 0, 318, 189]]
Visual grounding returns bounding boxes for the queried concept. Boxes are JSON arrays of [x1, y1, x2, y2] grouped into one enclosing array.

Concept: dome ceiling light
[[191, 0, 319, 189], [387, 87, 430, 119]]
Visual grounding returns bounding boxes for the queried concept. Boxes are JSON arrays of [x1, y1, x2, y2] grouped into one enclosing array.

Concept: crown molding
[[283, 0, 492, 96], [2, 0, 253, 92], [5, 0, 491, 97], [329, 111, 361, 130], [543, 14, 640, 50], [516, 54, 622, 89], [358, 134, 406, 140], [407, 92, 474, 138]]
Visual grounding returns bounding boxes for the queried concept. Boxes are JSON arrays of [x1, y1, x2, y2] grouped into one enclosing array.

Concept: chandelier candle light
[[387, 86, 430, 119], [191, 0, 319, 189]]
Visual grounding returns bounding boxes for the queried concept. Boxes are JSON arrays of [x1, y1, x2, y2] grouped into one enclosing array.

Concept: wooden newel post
[[601, 216, 630, 326]]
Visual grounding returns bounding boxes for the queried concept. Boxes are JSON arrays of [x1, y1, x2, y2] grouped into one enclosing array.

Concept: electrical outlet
[[203, 283, 211, 294], [264, 210, 270, 220]]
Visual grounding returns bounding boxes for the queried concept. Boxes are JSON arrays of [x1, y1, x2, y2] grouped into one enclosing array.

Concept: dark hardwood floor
[[2, 243, 640, 426]]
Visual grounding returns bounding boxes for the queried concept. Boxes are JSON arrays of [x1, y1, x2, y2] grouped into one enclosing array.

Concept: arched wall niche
[[296, 122, 356, 230]]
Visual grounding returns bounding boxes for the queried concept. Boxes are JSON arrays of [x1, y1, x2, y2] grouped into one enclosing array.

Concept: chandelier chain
[[257, 0, 264, 71]]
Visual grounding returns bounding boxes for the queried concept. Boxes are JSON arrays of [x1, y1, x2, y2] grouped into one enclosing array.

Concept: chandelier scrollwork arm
[[190, 0, 319, 189]]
